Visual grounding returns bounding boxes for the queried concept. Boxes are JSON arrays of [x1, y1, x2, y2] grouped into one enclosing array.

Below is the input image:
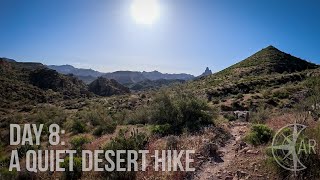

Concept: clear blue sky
[[0, 0, 319, 75]]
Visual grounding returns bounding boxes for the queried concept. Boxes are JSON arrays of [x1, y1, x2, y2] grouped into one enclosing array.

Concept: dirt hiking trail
[[194, 122, 249, 180]]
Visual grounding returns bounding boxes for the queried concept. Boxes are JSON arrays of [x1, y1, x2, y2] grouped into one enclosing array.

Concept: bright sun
[[131, 0, 160, 25]]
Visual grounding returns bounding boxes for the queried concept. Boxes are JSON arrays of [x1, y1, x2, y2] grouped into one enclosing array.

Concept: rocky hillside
[[219, 46, 318, 77], [88, 77, 130, 96], [0, 58, 95, 108], [184, 46, 320, 111], [29, 68, 91, 98]]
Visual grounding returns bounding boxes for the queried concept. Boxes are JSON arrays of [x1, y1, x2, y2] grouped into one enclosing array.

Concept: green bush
[[223, 114, 236, 121], [249, 106, 270, 123], [93, 123, 117, 136], [75, 106, 118, 135], [17, 143, 37, 159], [71, 120, 87, 134], [103, 129, 148, 180], [150, 124, 171, 136], [272, 89, 289, 99], [0, 168, 17, 180], [31, 105, 67, 127], [125, 107, 151, 125], [148, 91, 216, 135], [245, 124, 273, 146], [236, 93, 244, 99], [70, 135, 91, 154], [61, 157, 82, 180]]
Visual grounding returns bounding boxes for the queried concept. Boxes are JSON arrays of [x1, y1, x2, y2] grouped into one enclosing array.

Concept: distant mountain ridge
[[48, 65, 195, 84], [48, 65, 103, 77], [142, 70, 194, 81]]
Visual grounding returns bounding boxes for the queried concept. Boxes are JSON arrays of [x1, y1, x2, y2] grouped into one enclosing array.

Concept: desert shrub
[[61, 157, 82, 180], [220, 104, 232, 111], [0, 168, 17, 180], [78, 106, 108, 126], [15, 170, 37, 180], [71, 119, 87, 134], [212, 99, 220, 104], [31, 105, 67, 127], [223, 113, 236, 121], [140, 94, 146, 99], [150, 124, 171, 136], [93, 126, 105, 136], [76, 106, 117, 134], [149, 91, 216, 135], [304, 77, 320, 120], [265, 123, 320, 179], [70, 135, 91, 154], [102, 129, 148, 180], [245, 124, 273, 146], [272, 89, 289, 99], [93, 123, 116, 137], [0, 129, 10, 146], [236, 93, 244, 99], [17, 143, 37, 159], [249, 106, 270, 123], [231, 101, 247, 111], [296, 123, 320, 178], [112, 110, 128, 125], [125, 107, 151, 125]]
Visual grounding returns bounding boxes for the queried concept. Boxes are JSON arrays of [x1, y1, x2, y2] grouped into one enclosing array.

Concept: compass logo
[[271, 123, 317, 174]]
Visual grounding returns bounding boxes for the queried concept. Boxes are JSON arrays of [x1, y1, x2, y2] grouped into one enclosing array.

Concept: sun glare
[[131, 0, 160, 25]]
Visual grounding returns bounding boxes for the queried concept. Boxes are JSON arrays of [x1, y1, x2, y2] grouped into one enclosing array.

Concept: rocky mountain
[[219, 46, 318, 77], [185, 46, 319, 110], [199, 67, 212, 77], [48, 65, 103, 77], [0, 58, 133, 109], [29, 68, 91, 98], [0, 58, 94, 109], [102, 71, 147, 84], [141, 70, 194, 81], [88, 77, 130, 96]]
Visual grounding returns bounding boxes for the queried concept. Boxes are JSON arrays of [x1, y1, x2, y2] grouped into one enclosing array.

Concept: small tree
[[149, 91, 217, 135]]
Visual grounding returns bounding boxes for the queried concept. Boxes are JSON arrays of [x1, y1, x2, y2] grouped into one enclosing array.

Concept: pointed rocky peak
[[265, 45, 279, 50], [200, 67, 212, 77]]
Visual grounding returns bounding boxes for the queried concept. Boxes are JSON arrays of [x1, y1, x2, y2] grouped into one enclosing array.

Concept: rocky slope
[[88, 77, 130, 96], [183, 46, 320, 111], [219, 46, 318, 77]]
